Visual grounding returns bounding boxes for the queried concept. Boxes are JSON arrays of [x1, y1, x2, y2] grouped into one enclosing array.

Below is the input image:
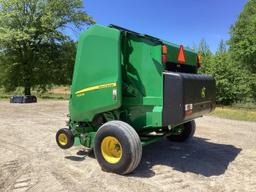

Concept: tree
[[229, 0, 256, 73], [229, 0, 256, 102], [197, 39, 212, 56], [211, 41, 241, 105], [200, 39, 256, 105], [216, 39, 227, 54], [196, 39, 213, 74], [0, 0, 95, 95]]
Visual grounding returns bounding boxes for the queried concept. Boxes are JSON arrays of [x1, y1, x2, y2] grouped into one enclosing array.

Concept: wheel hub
[[58, 133, 68, 146], [101, 136, 122, 164]]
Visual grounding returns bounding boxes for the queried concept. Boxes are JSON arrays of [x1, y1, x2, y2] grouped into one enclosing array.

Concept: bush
[[198, 40, 256, 105]]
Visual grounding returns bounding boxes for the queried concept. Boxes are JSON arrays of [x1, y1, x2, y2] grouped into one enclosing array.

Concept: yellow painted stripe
[[75, 82, 117, 95]]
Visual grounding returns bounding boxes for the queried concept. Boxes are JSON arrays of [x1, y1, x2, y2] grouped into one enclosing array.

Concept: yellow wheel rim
[[58, 133, 68, 146], [101, 136, 122, 164]]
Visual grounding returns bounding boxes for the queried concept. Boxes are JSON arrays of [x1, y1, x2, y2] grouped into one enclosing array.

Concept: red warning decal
[[178, 45, 186, 64]]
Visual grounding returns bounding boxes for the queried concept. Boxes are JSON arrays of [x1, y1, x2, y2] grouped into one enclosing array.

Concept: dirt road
[[0, 101, 256, 192]]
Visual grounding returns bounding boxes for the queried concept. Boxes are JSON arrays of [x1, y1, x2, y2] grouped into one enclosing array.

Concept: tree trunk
[[24, 86, 31, 95]]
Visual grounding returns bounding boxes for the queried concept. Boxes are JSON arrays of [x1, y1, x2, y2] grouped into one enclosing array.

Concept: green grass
[[210, 106, 256, 122]]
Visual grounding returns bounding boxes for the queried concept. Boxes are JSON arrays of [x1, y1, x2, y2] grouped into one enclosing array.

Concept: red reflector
[[162, 55, 167, 64], [197, 54, 202, 68], [178, 45, 186, 64], [162, 45, 168, 55]]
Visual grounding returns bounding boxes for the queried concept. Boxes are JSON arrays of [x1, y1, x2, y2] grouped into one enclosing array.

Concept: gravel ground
[[0, 100, 256, 192]]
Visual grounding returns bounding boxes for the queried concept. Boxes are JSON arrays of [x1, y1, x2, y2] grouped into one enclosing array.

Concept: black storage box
[[10, 95, 37, 103], [163, 72, 216, 126]]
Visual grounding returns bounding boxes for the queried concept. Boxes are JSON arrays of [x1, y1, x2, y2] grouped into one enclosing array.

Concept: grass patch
[[210, 107, 256, 122]]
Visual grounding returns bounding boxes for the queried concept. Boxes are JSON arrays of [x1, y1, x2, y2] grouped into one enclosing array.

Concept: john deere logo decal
[[201, 87, 206, 98]]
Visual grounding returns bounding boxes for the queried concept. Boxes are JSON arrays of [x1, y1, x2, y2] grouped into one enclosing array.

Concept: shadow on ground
[[65, 149, 94, 161], [65, 137, 241, 178], [132, 137, 241, 178]]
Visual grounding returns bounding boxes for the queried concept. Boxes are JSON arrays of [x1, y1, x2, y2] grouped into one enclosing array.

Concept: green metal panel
[[69, 25, 122, 122], [163, 41, 198, 66], [121, 33, 164, 129]]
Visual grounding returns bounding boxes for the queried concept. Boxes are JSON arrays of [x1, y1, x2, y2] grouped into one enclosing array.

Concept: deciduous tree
[[229, 0, 256, 73], [0, 0, 95, 95]]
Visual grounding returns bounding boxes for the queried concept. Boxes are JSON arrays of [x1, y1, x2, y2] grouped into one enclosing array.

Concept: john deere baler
[[56, 25, 216, 174]]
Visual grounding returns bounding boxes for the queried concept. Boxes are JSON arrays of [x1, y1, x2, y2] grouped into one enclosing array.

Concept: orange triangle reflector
[[178, 45, 186, 64]]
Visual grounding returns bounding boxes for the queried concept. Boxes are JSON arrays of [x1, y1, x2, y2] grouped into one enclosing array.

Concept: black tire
[[94, 121, 142, 175], [56, 128, 74, 149], [167, 120, 196, 142]]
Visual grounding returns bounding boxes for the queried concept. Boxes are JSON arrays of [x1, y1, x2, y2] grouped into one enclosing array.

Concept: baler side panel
[[69, 26, 122, 122], [121, 34, 164, 129]]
